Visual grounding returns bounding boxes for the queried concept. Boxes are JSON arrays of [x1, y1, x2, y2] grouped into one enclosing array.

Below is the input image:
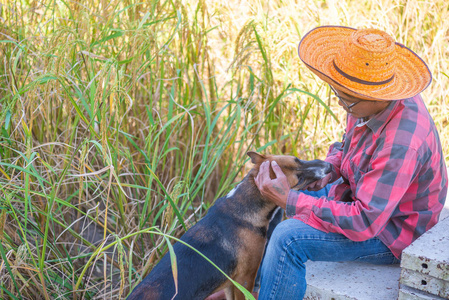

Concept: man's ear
[[247, 151, 266, 164]]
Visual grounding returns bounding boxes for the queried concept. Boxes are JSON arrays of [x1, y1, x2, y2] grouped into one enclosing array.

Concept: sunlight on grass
[[0, 0, 448, 298]]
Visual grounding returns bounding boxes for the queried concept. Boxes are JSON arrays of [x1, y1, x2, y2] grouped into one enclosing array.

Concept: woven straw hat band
[[298, 26, 432, 101], [333, 29, 396, 86]]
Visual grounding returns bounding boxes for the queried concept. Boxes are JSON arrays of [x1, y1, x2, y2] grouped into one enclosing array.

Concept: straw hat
[[298, 26, 432, 101]]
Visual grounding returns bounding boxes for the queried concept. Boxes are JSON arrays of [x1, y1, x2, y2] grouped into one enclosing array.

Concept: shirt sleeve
[[287, 145, 420, 241]]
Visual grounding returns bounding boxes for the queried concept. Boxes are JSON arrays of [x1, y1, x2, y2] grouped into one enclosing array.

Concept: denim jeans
[[257, 182, 400, 300]]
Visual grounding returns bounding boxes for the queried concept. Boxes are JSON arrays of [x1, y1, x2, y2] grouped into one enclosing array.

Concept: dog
[[127, 152, 332, 300]]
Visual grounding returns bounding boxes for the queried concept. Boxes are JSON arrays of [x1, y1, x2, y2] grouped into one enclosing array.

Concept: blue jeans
[[257, 183, 400, 299]]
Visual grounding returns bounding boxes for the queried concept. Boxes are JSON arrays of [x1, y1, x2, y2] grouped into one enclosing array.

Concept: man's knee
[[263, 218, 314, 267], [268, 218, 307, 250]]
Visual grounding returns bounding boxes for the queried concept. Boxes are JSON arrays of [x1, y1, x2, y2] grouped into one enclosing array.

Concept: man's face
[[331, 86, 391, 119]]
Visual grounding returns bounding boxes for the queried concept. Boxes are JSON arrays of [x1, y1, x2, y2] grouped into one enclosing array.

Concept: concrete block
[[400, 214, 449, 299], [400, 216, 449, 281], [400, 268, 449, 298], [304, 261, 401, 300], [398, 285, 447, 300]]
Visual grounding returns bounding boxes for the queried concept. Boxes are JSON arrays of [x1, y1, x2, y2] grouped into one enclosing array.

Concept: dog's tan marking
[[226, 227, 267, 300]]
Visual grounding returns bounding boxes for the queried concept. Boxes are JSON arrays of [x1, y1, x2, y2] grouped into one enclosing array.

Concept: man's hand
[[303, 173, 332, 191], [254, 160, 290, 209]]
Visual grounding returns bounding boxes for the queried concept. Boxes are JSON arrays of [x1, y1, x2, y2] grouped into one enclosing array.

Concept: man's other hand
[[303, 173, 332, 191]]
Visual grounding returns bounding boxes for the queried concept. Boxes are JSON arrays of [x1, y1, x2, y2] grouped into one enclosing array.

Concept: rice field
[[0, 0, 448, 299]]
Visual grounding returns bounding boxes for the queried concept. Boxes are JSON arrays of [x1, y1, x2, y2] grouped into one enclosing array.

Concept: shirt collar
[[356, 100, 400, 135]]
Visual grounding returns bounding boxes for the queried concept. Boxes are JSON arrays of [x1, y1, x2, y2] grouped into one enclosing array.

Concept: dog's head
[[247, 151, 333, 190]]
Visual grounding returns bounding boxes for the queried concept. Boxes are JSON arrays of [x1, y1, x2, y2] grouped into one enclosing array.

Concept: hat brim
[[298, 26, 432, 101]]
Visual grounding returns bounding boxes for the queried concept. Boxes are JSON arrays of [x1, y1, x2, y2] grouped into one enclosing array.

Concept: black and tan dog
[[128, 152, 332, 300]]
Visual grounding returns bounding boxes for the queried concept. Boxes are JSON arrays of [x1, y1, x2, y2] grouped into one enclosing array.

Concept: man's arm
[[287, 145, 419, 241]]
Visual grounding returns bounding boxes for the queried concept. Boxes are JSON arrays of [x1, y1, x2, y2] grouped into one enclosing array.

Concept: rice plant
[[0, 0, 447, 299]]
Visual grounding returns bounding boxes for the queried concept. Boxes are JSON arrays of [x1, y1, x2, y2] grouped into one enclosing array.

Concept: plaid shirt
[[287, 95, 448, 258]]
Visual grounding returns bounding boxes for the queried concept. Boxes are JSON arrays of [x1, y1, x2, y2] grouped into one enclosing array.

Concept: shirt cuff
[[323, 159, 340, 183], [286, 190, 315, 222]]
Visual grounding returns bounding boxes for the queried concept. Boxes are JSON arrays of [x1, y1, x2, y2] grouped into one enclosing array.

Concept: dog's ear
[[247, 151, 266, 164]]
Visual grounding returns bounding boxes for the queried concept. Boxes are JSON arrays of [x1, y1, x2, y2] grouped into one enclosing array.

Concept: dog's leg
[[224, 286, 234, 300], [232, 272, 258, 300], [232, 285, 246, 300]]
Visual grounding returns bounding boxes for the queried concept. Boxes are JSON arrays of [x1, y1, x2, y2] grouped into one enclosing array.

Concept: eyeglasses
[[329, 85, 362, 112]]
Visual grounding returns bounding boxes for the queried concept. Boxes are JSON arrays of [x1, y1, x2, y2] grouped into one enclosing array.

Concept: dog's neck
[[242, 169, 279, 221], [246, 168, 263, 196]]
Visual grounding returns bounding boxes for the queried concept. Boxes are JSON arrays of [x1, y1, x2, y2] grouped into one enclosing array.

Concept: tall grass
[[0, 0, 448, 299]]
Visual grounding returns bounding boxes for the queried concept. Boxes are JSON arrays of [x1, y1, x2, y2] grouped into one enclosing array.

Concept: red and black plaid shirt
[[287, 95, 448, 258]]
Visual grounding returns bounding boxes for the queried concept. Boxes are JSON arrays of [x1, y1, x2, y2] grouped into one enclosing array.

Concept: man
[[254, 26, 448, 299]]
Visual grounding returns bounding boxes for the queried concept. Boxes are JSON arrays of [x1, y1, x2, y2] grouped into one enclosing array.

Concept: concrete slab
[[304, 261, 401, 300]]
